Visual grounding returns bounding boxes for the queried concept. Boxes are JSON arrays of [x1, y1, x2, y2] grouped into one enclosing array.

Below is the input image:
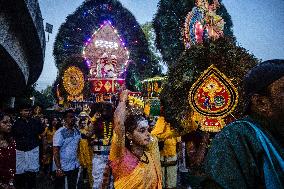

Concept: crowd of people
[[0, 59, 283, 189]]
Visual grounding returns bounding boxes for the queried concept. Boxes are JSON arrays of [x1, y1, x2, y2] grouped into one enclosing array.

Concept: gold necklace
[[140, 152, 149, 164], [131, 150, 149, 164], [103, 121, 112, 145]]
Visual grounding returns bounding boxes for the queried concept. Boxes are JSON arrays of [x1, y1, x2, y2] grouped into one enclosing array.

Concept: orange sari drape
[[114, 151, 162, 189], [110, 133, 162, 189]]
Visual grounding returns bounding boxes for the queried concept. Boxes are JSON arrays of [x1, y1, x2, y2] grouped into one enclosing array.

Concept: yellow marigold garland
[[103, 121, 112, 145]]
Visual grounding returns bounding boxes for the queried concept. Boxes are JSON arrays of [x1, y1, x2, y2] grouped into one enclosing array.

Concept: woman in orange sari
[[108, 90, 162, 189]]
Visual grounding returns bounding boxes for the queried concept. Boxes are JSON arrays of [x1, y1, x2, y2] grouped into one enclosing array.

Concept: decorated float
[[53, 0, 158, 107], [57, 21, 130, 105], [83, 21, 128, 95]]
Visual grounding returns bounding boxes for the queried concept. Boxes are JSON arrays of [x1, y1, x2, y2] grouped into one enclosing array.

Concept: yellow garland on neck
[[103, 121, 112, 145], [144, 103, 151, 116]]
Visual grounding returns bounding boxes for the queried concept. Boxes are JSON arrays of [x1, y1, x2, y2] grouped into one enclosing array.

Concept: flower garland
[[103, 121, 112, 145], [127, 95, 145, 115]]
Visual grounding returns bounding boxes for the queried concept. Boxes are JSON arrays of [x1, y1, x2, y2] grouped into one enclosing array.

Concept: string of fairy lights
[[82, 21, 130, 75]]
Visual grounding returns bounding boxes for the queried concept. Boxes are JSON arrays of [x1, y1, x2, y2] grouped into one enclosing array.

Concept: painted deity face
[[130, 119, 151, 147], [0, 115, 12, 133]]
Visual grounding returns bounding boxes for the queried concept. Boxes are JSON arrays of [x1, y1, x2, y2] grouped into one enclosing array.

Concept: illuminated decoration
[[83, 21, 129, 78], [141, 76, 167, 98], [54, 0, 157, 97], [62, 66, 85, 97], [188, 65, 238, 132], [89, 78, 125, 93], [184, 0, 225, 48], [95, 40, 118, 49]]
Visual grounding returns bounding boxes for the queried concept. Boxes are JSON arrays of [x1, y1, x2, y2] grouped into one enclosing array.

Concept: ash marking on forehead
[[137, 119, 148, 128]]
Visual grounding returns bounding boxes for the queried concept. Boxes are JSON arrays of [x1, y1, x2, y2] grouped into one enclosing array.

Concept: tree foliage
[[14, 84, 55, 109], [142, 22, 165, 75]]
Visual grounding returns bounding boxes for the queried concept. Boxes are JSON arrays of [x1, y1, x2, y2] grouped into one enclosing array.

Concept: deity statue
[[104, 55, 117, 78], [96, 53, 108, 78]]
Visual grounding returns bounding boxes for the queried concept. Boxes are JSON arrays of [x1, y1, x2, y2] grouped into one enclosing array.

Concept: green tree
[[142, 22, 166, 74], [14, 84, 37, 109], [15, 84, 55, 109], [40, 85, 56, 107]]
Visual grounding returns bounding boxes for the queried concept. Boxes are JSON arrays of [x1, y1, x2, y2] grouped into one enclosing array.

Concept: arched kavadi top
[[82, 21, 129, 78], [53, 0, 153, 93], [153, 0, 234, 66]]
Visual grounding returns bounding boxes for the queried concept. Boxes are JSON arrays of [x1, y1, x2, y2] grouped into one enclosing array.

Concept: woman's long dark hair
[[0, 111, 12, 142]]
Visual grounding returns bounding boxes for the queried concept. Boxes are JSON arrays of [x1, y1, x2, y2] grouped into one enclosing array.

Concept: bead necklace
[[103, 121, 112, 145]]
